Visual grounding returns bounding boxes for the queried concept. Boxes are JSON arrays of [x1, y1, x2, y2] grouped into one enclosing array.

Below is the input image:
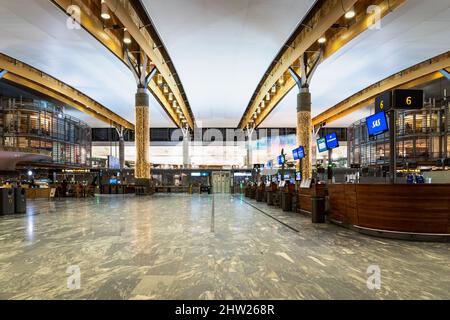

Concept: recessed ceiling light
[[345, 10, 356, 19]]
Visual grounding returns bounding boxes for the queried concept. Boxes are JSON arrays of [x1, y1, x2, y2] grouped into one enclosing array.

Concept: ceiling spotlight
[[253, 113, 257, 119], [168, 93, 174, 101], [261, 101, 265, 108], [318, 36, 327, 44], [279, 77, 285, 85], [157, 74, 163, 85], [271, 86, 276, 93], [345, 10, 356, 19], [101, 0, 111, 20], [123, 28, 132, 44], [266, 93, 271, 101], [173, 100, 177, 108], [163, 84, 169, 94]]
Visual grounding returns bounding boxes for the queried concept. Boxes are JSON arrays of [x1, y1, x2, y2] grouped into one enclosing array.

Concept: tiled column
[[297, 88, 312, 180], [135, 88, 150, 179]]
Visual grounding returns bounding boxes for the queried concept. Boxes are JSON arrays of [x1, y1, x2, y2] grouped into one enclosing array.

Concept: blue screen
[[317, 138, 328, 153], [297, 147, 305, 159], [277, 155, 285, 165], [293, 147, 305, 160], [325, 132, 339, 149], [366, 111, 389, 136]]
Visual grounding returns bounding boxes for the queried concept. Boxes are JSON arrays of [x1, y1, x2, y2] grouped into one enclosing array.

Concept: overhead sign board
[[375, 91, 392, 113], [375, 89, 423, 113], [393, 89, 423, 110]]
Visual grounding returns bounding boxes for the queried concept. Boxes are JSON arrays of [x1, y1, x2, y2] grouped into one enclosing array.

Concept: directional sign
[[375, 91, 392, 113], [393, 89, 423, 110]]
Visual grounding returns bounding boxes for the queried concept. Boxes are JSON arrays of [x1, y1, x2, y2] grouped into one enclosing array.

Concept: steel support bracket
[[0, 69, 7, 79], [440, 69, 450, 80]]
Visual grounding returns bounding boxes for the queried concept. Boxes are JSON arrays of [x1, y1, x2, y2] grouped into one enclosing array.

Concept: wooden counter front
[[26, 188, 51, 199], [298, 184, 327, 214], [328, 184, 450, 234]]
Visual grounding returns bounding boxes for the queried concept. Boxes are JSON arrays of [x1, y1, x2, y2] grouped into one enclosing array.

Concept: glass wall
[[0, 97, 91, 167], [348, 101, 449, 167]]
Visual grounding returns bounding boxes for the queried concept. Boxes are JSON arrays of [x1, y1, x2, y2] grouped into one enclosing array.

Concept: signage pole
[[328, 148, 333, 183], [389, 110, 397, 184]]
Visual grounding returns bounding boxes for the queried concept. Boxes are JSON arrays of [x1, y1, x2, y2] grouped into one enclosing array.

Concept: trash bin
[[14, 188, 27, 214], [281, 192, 292, 212], [0, 189, 15, 215], [311, 196, 326, 223]]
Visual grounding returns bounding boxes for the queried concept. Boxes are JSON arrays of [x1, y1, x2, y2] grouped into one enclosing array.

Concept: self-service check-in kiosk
[[256, 182, 265, 202], [266, 182, 278, 206], [280, 181, 295, 212]]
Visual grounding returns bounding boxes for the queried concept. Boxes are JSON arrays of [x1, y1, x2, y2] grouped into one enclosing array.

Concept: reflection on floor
[[0, 194, 448, 300]]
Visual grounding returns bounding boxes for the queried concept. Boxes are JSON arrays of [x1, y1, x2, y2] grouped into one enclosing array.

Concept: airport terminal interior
[[0, 0, 449, 300]]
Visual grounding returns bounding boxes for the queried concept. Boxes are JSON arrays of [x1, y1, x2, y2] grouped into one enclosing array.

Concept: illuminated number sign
[[366, 111, 389, 137], [393, 89, 423, 110], [375, 91, 392, 113], [317, 138, 328, 153]]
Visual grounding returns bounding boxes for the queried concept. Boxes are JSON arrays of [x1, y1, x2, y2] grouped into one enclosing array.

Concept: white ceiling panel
[[142, 0, 316, 127], [261, 0, 450, 128]]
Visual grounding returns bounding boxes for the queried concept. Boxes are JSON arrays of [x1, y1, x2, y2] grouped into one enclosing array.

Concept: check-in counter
[[26, 188, 51, 199], [298, 184, 328, 214], [266, 182, 278, 205], [280, 182, 296, 212], [255, 183, 265, 202], [328, 184, 450, 241]]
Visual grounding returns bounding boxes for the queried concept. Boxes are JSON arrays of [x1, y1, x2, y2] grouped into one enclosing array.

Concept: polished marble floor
[[0, 194, 448, 300]]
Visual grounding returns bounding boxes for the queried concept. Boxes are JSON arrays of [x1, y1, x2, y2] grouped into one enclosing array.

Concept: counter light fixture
[[123, 28, 132, 44]]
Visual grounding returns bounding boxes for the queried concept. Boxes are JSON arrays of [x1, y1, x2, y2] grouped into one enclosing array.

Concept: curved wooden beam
[[239, 0, 406, 129], [0, 53, 133, 129], [50, 0, 195, 130], [312, 51, 450, 127]]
